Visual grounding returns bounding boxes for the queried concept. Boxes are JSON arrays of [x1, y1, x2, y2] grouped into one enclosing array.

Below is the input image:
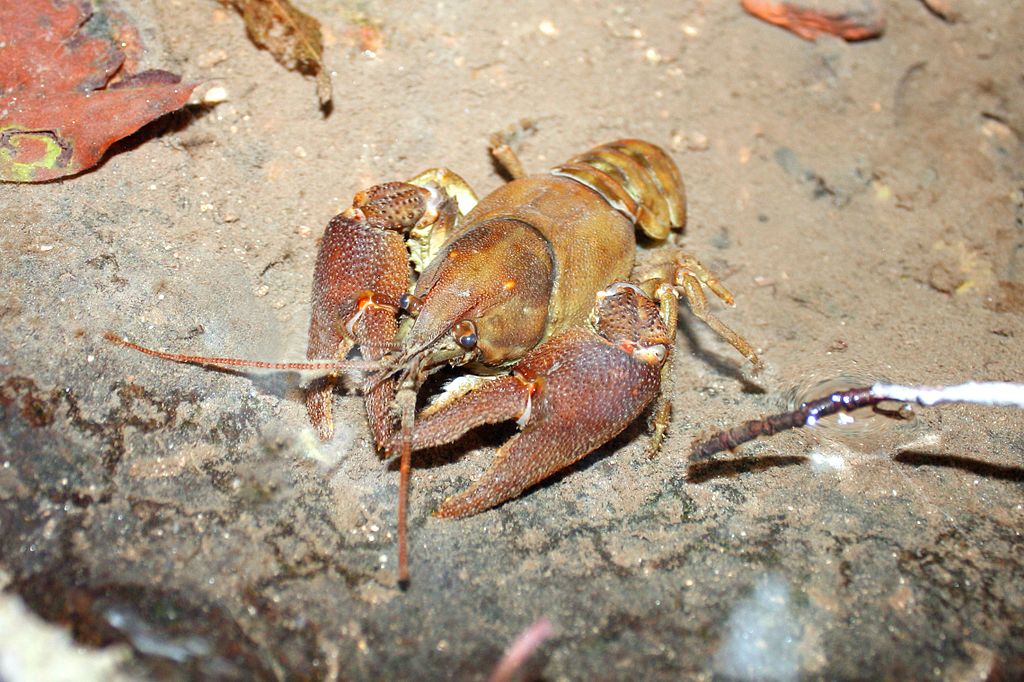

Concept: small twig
[[489, 617, 554, 682], [691, 381, 1024, 462]]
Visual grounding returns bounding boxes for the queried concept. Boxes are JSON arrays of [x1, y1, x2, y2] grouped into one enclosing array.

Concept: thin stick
[[691, 381, 1024, 462], [104, 332, 377, 374]]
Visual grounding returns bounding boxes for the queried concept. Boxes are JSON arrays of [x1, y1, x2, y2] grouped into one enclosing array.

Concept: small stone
[[687, 132, 709, 151], [672, 131, 709, 152], [538, 20, 558, 36], [200, 85, 229, 104], [828, 338, 848, 352], [197, 49, 229, 69]]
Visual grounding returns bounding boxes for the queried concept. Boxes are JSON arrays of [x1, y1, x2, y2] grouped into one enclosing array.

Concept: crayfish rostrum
[[109, 137, 761, 583]]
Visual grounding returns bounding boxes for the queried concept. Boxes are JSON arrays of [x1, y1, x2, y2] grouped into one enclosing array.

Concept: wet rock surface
[[2, 1, 1023, 679]]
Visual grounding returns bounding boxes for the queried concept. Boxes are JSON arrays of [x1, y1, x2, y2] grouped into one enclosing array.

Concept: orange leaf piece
[[741, 0, 886, 41], [0, 0, 196, 182]]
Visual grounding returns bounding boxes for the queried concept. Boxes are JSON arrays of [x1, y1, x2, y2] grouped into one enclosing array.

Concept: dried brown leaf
[[221, 0, 332, 107], [0, 0, 196, 182]]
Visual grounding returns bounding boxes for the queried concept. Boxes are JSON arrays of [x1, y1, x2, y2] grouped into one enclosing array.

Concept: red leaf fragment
[[741, 0, 886, 42], [0, 0, 197, 182]]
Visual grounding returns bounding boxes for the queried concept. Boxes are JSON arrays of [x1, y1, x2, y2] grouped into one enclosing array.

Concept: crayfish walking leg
[[638, 253, 763, 372]]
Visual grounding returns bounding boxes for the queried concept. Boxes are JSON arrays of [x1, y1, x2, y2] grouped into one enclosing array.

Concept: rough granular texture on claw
[[305, 214, 411, 443], [355, 183, 432, 230], [306, 215, 410, 361], [362, 371, 399, 448], [593, 288, 671, 349], [435, 329, 662, 518]]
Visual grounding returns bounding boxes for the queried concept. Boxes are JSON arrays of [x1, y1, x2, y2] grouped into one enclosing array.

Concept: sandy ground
[[2, 0, 1023, 679]]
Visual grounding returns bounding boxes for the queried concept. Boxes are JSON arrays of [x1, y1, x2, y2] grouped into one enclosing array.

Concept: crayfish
[[108, 137, 762, 583]]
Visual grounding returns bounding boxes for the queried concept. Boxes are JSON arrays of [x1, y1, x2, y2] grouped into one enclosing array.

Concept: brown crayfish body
[[110, 139, 761, 582]]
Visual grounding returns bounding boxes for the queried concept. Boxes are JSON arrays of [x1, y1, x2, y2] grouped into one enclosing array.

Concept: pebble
[[199, 84, 229, 104]]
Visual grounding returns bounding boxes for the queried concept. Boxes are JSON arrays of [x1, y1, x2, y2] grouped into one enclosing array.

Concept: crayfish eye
[[398, 293, 422, 316], [453, 319, 478, 350]]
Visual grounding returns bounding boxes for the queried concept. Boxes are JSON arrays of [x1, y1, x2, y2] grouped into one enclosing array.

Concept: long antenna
[[104, 332, 379, 374], [397, 389, 416, 587]]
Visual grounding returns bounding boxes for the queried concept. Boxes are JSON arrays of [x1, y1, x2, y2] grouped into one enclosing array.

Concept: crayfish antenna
[[104, 332, 380, 378], [396, 387, 416, 588]]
